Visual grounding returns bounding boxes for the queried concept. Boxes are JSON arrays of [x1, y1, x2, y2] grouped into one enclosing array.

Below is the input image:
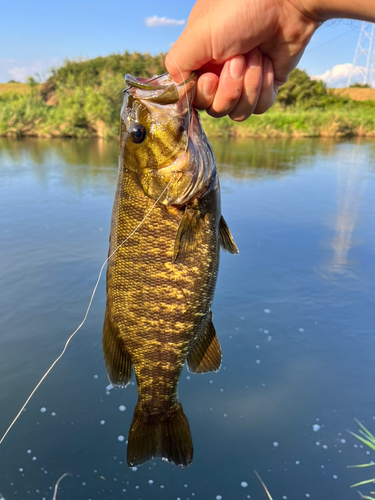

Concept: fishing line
[[0, 176, 176, 447], [0, 63, 193, 447]]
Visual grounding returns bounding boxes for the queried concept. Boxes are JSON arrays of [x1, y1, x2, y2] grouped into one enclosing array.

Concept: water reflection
[[321, 145, 369, 276]]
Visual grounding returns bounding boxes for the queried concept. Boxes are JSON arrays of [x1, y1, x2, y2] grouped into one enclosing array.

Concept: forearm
[[298, 0, 375, 22]]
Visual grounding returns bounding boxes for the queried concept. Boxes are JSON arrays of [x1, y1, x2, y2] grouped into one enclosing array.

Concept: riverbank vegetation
[[0, 52, 374, 138]]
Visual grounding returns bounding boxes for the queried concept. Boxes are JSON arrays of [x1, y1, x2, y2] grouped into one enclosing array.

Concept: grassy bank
[[1, 52, 374, 139]]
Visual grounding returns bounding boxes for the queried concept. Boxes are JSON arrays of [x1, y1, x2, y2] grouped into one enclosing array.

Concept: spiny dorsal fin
[[219, 215, 239, 254], [187, 314, 222, 373], [127, 402, 193, 467], [173, 205, 204, 263], [102, 310, 133, 387]]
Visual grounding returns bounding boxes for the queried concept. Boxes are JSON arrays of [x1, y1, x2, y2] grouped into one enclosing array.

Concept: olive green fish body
[[102, 73, 238, 467]]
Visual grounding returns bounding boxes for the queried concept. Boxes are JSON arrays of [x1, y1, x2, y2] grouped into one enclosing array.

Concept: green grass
[[348, 420, 375, 499], [0, 54, 374, 139]]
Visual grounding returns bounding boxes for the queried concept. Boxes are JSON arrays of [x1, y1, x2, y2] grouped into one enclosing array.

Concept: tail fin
[[127, 403, 193, 468]]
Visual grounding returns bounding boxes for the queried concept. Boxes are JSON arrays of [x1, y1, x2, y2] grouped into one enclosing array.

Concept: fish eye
[[129, 123, 146, 144]]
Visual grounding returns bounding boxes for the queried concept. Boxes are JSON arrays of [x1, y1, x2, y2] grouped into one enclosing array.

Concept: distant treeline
[[1, 51, 375, 138]]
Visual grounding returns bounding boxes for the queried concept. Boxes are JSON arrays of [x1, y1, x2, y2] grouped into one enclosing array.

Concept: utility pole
[[347, 22, 375, 87]]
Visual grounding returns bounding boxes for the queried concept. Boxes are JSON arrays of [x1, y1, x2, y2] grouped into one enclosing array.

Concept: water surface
[[1, 137, 375, 500]]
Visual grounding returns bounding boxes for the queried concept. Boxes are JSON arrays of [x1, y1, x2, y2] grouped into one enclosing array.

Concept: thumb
[[165, 25, 213, 83]]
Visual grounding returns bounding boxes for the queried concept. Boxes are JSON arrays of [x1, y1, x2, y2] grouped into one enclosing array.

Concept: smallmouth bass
[[103, 72, 238, 467]]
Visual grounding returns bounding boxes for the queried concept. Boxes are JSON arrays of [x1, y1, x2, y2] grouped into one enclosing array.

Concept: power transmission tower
[[347, 22, 375, 87]]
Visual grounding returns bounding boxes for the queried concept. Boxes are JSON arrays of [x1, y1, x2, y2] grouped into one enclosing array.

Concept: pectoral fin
[[102, 310, 133, 387], [187, 314, 222, 373], [172, 206, 204, 263], [219, 215, 239, 254]]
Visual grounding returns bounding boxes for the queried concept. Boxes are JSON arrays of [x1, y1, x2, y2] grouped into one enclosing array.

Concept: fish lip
[[123, 73, 198, 106]]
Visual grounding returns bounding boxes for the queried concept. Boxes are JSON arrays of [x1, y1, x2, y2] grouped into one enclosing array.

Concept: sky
[[0, 0, 372, 87]]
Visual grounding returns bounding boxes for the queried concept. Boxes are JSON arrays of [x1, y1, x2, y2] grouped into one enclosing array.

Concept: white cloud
[[313, 63, 367, 88], [145, 15, 185, 27], [0, 57, 61, 83]]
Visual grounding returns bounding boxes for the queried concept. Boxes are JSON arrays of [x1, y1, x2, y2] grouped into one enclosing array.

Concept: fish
[[102, 72, 238, 468]]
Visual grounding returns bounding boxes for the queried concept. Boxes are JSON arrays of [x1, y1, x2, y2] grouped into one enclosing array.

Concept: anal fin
[[219, 215, 239, 254], [187, 314, 222, 373], [173, 205, 204, 263], [102, 309, 133, 387]]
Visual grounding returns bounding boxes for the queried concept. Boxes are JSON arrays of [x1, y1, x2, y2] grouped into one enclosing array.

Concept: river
[[0, 137, 375, 499]]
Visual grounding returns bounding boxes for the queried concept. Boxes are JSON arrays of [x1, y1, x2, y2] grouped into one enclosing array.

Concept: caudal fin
[[127, 403, 193, 467]]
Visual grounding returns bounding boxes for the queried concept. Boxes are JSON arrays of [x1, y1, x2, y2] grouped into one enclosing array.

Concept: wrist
[[295, 0, 375, 23]]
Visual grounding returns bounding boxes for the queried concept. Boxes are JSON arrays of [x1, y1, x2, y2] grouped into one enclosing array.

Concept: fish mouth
[[124, 72, 197, 106]]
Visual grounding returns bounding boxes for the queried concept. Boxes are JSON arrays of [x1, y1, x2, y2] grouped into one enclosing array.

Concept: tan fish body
[[102, 73, 238, 467]]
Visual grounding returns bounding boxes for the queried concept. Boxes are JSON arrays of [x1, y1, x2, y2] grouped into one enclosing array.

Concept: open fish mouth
[[124, 72, 197, 106]]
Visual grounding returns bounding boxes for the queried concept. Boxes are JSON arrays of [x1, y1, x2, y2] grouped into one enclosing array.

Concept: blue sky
[[0, 0, 369, 87]]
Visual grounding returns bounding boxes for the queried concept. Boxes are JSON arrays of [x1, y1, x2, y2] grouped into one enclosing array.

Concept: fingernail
[[247, 49, 260, 69], [263, 56, 272, 73], [202, 77, 217, 97], [229, 56, 245, 80]]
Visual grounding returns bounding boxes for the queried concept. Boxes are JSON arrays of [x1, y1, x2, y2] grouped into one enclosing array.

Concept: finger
[[194, 73, 219, 110], [165, 12, 212, 83], [228, 49, 263, 122], [206, 55, 246, 118], [253, 56, 278, 115]]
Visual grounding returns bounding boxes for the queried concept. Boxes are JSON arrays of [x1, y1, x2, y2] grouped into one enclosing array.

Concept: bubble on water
[[19, 468, 23, 472], [366, 451, 371, 455], [51, 412, 56, 417], [323, 445, 328, 449], [316, 442, 320, 446], [256, 345, 260, 349], [135, 485, 139, 489], [186, 376, 190, 380], [106, 384, 113, 391], [216, 496, 222, 500], [40, 408, 46, 413], [27, 450, 31, 454], [264, 330, 269, 334], [94, 375, 98, 379], [295, 460, 300, 465], [264, 309, 271, 314], [313, 424, 321, 432], [283, 497, 287, 499], [209, 380, 213, 384], [118, 436, 125, 442], [256, 360, 261, 364], [321, 465, 325, 468], [132, 467, 138, 471], [273, 442, 279, 447], [241, 482, 248, 488], [299, 328, 305, 333], [119, 405, 126, 412], [267, 336, 272, 341], [220, 388, 224, 393], [32, 457, 37, 461], [148, 480, 153, 484], [306, 495, 310, 498], [333, 475, 338, 479], [184, 484, 188, 488], [160, 485, 164, 489], [100, 420, 105, 425], [340, 439, 346, 444]]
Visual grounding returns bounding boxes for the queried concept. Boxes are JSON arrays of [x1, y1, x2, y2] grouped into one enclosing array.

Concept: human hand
[[165, 0, 319, 121]]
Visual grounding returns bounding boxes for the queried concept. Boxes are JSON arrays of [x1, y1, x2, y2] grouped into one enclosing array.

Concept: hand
[[165, 0, 319, 121]]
